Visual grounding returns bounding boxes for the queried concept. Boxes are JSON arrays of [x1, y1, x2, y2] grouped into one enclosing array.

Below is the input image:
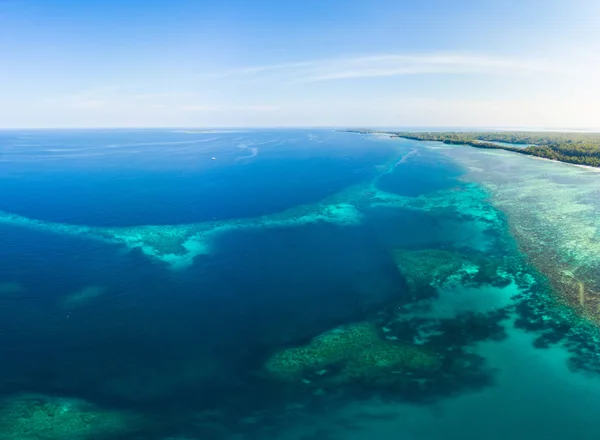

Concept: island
[[346, 130, 600, 167]]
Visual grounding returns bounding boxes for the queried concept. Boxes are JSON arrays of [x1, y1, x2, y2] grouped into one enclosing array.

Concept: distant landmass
[[346, 130, 600, 167]]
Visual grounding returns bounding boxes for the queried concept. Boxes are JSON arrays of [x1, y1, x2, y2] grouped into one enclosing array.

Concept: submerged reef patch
[[437, 145, 600, 321], [0, 394, 146, 440], [7, 134, 600, 439], [263, 304, 507, 406], [0, 198, 365, 271], [264, 322, 441, 385], [432, 144, 600, 377], [0, 182, 497, 272], [63, 285, 107, 308], [0, 142, 500, 272], [391, 248, 510, 292]]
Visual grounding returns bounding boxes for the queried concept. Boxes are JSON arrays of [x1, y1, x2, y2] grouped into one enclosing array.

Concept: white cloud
[[43, 85, 121, 109], [74, 99, 107, 109], [132, 92, 180, 100], [13, 51, 597, 128], [208, 53, 560, 83], [41, 86, 279, 115], [180, 104, 280, 112]]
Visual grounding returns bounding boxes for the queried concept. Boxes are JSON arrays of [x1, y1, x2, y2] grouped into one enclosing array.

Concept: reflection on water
[[1, 130, 600, 439]]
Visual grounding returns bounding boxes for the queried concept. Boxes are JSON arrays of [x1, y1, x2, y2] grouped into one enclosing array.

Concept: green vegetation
[[394, 131, 600, 167], [346, 130, 600, 167]]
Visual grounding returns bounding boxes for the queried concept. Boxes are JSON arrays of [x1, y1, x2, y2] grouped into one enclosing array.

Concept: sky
[[1, 0, 599, 129]]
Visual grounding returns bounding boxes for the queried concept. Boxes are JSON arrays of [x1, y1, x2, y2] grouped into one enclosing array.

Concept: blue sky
[[1, 0, 599, 128]]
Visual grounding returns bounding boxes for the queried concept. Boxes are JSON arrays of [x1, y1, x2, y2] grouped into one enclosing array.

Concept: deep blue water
[[1, 129, 598, 440], [0, 129, 395, 226], [0, 129, 420, 434]]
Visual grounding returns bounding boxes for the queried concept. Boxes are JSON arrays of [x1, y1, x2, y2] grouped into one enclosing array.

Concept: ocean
[[1, 128, 600, 440]]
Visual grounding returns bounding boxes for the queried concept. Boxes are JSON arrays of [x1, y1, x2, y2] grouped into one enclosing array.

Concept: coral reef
[[0, 197, 366, 271], [391, 248, 512, 295], [0, 144, 501, 273], [438, 144, 600, 321], [0, 394, 145, 440], [433, 143, 600, 377], [392, 249, 477, 290], [264, 321, 441, 387]]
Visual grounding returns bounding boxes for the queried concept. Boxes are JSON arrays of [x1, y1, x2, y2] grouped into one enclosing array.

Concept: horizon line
[[1, 125, 600, 133]]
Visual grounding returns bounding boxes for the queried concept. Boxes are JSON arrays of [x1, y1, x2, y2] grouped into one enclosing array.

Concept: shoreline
[[525, 154, 600, 172], [350, 129, 600, 327], [343, 129, 600, 169]]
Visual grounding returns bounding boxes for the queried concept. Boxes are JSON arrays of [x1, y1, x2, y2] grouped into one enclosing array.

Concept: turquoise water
[[1, 129, 600, 439]]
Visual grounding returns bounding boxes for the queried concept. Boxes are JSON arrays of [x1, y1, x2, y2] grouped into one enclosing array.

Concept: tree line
[[391, 131, 600, 167]]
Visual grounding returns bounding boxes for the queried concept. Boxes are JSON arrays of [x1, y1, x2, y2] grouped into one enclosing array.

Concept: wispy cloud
[[132, 92, 181, 100], [43, 86, 279, 114], [209, 53, 560, 83], [180, 104, 280, 112], [43, 85, 122, 110]]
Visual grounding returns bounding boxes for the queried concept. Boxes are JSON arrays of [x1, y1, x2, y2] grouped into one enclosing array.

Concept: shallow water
[[1, 129, 600, 439]]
